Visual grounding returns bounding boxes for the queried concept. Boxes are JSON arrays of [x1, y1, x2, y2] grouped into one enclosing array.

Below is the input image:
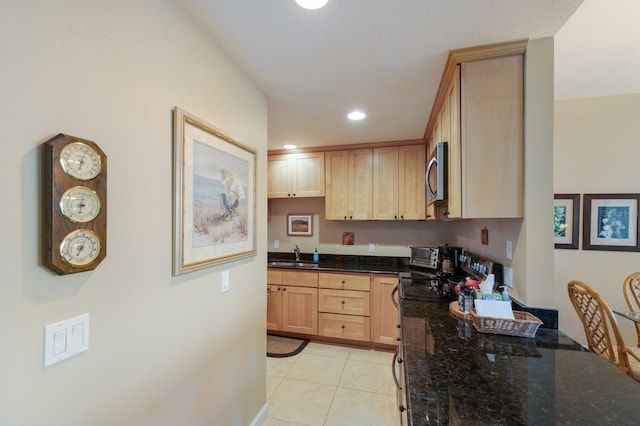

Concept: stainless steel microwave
[[426, 141, 447, 204]]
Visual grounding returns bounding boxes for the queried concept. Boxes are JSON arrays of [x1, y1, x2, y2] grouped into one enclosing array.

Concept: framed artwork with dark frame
[[172, 107, 257, 275], [554, 194, 580, 249], [582, 193, 640, 252], [287, 214, 313, 236]]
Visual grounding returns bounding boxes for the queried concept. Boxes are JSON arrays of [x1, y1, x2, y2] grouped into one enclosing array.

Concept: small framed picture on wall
[[554, 194, 580, 249], [582, 193, 640, 252], [287, 214, 313, 237]]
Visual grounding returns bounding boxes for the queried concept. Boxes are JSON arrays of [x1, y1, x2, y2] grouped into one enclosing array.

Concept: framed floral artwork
[[582, 193, 640, 252], [554, 194, 580, 249]]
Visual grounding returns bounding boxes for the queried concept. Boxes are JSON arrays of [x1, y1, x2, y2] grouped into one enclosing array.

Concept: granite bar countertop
[[400, 300, 640, 425], [267, 252, 410, 275]]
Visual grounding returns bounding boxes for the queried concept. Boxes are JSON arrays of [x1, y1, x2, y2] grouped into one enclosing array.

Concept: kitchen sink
[[268, 261, 318, 268]]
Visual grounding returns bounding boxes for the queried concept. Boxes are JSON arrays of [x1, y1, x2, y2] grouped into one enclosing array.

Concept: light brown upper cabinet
[[426, 40, 525, 219], [325, 149, 373, 220], [267, 152, 325, 199], [397, 145, 426, 220], [326, 145, 425, 221], [374, 145, 426, 220], [372, 147, 399, 220]]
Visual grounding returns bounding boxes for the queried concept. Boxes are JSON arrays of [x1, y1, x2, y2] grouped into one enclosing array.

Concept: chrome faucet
[[293, 245, 301, 262]]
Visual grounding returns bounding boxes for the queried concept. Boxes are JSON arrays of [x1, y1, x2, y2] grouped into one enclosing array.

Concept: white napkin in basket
[[474, 299, 515, 320]]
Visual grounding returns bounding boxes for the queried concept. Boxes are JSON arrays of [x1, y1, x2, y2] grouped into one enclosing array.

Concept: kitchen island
[[400, 299, 640, 425]]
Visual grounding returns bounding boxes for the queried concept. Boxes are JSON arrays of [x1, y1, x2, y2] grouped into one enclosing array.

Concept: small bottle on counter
[[313, 248, 319, 262], [458, 284, 466, 312], [463, 287, 474, 314], [502, 286, 510, 303]]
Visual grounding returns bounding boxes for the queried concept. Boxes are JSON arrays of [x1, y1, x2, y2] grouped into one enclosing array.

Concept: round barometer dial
[[59, 229, 101, 267], [59, 186, 101, 223], [59, 141, 102, 180]]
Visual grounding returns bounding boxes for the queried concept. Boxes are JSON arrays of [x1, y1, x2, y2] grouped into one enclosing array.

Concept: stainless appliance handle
[[392, 349, 402, 390], [391, 285, 399, 309], [426, 156, 437, 199]]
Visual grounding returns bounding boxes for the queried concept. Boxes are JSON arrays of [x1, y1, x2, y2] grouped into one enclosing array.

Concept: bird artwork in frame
[[172, 107, 257, 275]]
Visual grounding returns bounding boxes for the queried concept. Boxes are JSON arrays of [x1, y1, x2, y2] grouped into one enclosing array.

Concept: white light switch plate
[[44, 313, 89, 367], [506, 240, 513, 260], [368, 243, 375, 252]]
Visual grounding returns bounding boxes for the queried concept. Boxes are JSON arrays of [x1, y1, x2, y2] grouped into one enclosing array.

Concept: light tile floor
[[265, 342, 399, 426]]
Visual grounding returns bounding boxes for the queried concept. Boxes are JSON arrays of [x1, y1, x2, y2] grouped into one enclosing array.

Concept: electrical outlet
[[369, 243, 375, 252], [274, 240, 279, 249], [504, 266, 513, 288], [506, 240, 513, 260]]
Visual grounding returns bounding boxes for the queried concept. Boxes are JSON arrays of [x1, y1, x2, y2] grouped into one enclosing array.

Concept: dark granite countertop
[[400, 300, 640, 425], [267, 252, 410, 275]]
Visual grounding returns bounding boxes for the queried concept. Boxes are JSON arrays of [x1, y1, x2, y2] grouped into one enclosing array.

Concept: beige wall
[[268, 198, 454, 257], [0, 1, 268, 425], [554, 93, 640, 346]]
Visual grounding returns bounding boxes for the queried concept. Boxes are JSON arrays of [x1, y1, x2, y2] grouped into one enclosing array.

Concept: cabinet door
[[398, 145, 426, 220], [282, 286, 318, 335], [267, 284, 282, 331], [348, 149, 373, 220], [268, 152, 325, 198], [267, 155, 292, 198], [371, 275, 399, 345], [325, 150, 350, 220], [373, 146, 399, 220], [461, 55, 523, 218], [292, 152, 325, 197]]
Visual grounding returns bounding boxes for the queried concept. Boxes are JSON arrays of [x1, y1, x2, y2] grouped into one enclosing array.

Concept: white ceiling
[[177, 0, 639, 150]]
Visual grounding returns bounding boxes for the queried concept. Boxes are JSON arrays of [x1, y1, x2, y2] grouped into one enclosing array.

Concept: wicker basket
[[469, 309, 542, 338]]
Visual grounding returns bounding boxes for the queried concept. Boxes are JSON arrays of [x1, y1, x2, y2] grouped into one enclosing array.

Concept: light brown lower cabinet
[[267, 269, 318, 335], [370, 274, 400, 345], [267, 284, 282, 331], [268, 269, 398, 346], [282, 286, 318, 334]]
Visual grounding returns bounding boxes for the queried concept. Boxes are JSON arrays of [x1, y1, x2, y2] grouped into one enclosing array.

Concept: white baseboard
[[250, 403, 269, 426]]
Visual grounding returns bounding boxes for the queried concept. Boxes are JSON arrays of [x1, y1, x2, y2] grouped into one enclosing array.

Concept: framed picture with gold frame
[[172, 107, 256, 275]]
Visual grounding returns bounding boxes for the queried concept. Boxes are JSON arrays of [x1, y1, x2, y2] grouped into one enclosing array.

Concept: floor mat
[[267, 334, 309, 358]]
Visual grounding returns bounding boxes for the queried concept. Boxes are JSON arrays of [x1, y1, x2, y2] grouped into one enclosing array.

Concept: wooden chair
[[622, 272, 640, 347], [567, 280, 640, 381]]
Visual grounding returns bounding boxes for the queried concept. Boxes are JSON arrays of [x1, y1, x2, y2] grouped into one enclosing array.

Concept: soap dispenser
[[502, 286, 510, 303], [313, 248, 319, 262]]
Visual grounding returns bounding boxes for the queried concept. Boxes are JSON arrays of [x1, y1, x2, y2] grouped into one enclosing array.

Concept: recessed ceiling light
[[283, 144, 297, 149], [347, 111, 366, 121], [295, 0, 329, 10]]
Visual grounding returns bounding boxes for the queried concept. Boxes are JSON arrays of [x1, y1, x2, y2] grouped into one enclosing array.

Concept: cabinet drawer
[[318, 289, 370, 316], [267, 270, 283, 284], [283, 270, 318, 287], [319, 273, 370, 291], [318, 313, 370, 341]]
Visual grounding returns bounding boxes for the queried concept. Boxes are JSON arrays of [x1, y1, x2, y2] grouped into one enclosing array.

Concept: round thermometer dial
[[59, 186, 101, 223], [59, 229, 101, 266], [59, 142, 102, 180]]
